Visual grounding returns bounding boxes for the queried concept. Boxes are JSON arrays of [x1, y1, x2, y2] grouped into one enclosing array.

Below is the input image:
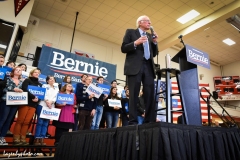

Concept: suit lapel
[[135, 29, 141, 38]]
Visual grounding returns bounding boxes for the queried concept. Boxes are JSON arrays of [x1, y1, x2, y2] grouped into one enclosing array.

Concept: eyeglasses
[[141, 20, 151, 23]]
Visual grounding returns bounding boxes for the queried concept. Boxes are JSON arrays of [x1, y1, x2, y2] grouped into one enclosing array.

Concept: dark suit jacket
[[121, 28, 158, 77]]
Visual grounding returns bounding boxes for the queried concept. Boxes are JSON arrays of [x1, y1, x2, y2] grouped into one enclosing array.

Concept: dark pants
[[73, 113, 79, 131], [78, 110, 93, 130], [127, 60, 156, 124], [121, 114, 129, 126], [55, 127, 68, 143]]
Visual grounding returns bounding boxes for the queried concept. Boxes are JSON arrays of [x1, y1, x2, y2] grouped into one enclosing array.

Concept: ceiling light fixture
[[176, 10, 200, 24], [222, 38, 236, 46], [226, 14, 240, 31]]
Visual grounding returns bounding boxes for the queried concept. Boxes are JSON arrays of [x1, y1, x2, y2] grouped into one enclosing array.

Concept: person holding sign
[[0, 67, 23, 145], [104, 87, 121, 128], [91, 76, 108, 130], [53, 83, 77, 146], [34, 75, 59, 145], [13, 68, 41, 145], [76, 76, 97, 130]]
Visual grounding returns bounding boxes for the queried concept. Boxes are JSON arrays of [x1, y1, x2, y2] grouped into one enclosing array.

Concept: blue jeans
[[105, 111, 119, 128], [0, 101, 18, 137], [35, 105, 50, 138], [138, 116, 144, 125], [91, 105, 103, 130]]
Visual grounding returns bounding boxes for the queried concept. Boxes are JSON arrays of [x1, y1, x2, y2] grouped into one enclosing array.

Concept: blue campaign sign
[[3, 66, 12, 77], [56, 93, 74, 105], [0, 68, 7, 80], [97, 84, 110, 95], [38, 74, 47, 84], [28, 85, 46, 100], [172, 99, 178, 108], [186, 44, 210, 69], [61, 82, 76, 92], [38, 45, 117, 85]]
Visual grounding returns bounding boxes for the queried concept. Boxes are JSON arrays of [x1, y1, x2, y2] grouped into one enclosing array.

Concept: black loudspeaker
[[32, 47, 42, 67]]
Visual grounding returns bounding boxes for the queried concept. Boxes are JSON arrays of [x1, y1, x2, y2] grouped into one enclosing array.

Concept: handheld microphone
[[150, 26, 156, 39], [178, 35, 183, 39]]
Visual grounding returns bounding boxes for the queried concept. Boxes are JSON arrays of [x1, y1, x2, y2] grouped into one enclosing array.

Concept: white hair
[[136, 15, 148, 27]]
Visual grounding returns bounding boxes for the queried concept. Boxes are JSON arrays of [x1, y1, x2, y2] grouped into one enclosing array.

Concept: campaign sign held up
[[56, 93, 74, 105], [61, 82, 76, 92], [186, 44, 210, 69], [37, 45, 116, 85], [38, 74, 47, 84], [0, 68, 7, 80], [3, 66, 12, 77], [21, 71, 29, 80], [86, 83, 103, 98], [108, 99, 122, 108], [6, 92, 28, 105], [40, 107, 61, 120], [28, 85, 46, 100], [97, 84, 110, 95]]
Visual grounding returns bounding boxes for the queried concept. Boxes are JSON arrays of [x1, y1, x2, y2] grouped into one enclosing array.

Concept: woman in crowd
[[18, 63, 27, 72], [58, 75, 71, 90], [13, 68, 41, 145], [34, 75, 59, 145], [53, 83, 77, 146], [0, 67, 23, 145], [104, 87, 121, 128], [6, 61, 15, 69]]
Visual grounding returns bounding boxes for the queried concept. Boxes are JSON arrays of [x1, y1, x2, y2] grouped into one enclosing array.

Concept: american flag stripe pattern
[[171, 82, 210, 123]]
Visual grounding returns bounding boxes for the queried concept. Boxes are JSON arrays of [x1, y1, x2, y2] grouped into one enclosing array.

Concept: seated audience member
[[0, 67, 23, 145], [76, 76, 96, 130], [13, 68, 41, 145], [137, 90, 145, 125], [53, 83, 77, 146], [104, 87, 121, 128], [121, 89, 129, 126], [156, 95, 166, 122], [34, 75, 59, 145], [91, 76, 108, 130]]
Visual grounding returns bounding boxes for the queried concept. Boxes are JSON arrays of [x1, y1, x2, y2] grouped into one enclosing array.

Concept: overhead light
[[223, 38, 236, 46], [177, 10, 200, 24], [226, 14, 240, 31], [0, 44, 7, 49], [2, 23, 13, 27]]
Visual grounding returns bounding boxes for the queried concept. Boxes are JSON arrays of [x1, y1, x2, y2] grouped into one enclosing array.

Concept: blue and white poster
[[86, 83, 103, 98], [186, 44, 210, 69], [97, 84, 110, 95], [56, 93, 74, 105], [38, 74, 47, 84], [0, 68, 7, 80], [6, 92, 28, 105], [38, 45, 117, 85], [108, 99, 122, 108], [28, 85, 46, 100], [40, 107, 61, 120], [3, 66, 12, 77]]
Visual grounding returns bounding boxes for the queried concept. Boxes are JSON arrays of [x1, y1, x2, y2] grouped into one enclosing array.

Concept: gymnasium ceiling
[[31, 0, 240, 66]]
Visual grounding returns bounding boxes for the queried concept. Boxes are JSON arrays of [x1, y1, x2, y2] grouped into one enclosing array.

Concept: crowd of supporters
[[0, 55, 166, 146]]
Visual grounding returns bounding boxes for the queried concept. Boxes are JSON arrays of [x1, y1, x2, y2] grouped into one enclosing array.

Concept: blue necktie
[[142, 32, 150, 60]]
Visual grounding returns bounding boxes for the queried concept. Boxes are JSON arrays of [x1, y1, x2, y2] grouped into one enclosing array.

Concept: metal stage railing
[[200, 87, 239, 128]]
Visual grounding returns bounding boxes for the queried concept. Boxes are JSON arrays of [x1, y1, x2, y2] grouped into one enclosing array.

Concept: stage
[[54, 122, 240, 160]]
